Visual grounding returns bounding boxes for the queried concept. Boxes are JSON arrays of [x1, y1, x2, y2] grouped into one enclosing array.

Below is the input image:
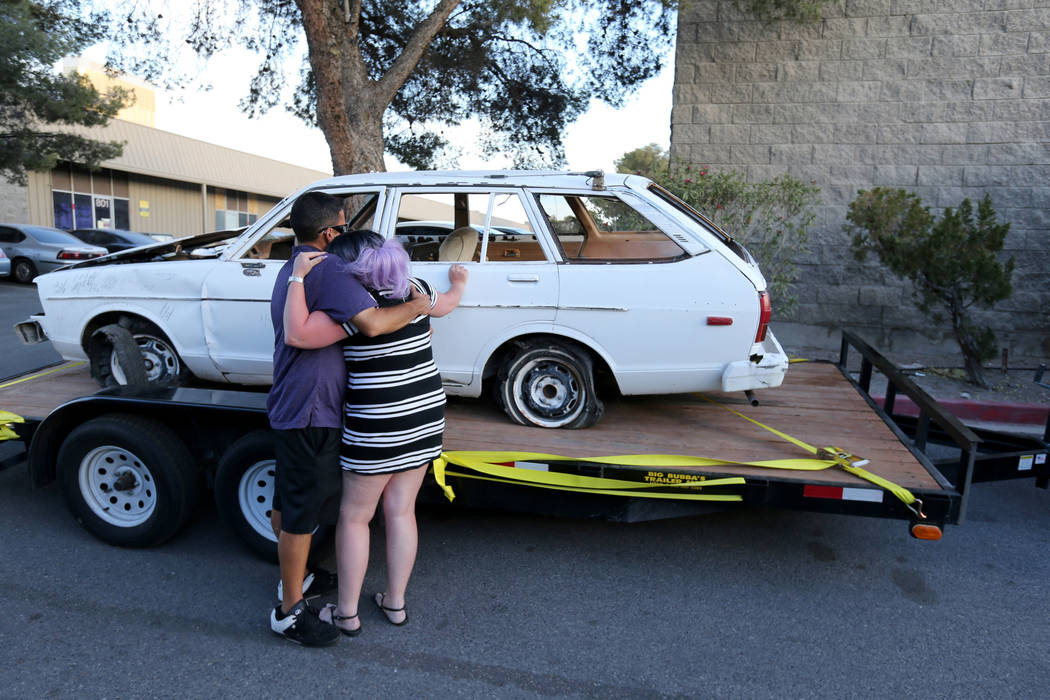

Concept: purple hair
[[348, 237, 411, 298]]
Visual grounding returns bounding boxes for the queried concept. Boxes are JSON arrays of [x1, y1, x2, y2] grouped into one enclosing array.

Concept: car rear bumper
[[720, 330, 789, 393], [15, 315, 48, 344]]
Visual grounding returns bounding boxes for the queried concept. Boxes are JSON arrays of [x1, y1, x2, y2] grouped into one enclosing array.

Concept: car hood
[[49, 228, 247, 270]]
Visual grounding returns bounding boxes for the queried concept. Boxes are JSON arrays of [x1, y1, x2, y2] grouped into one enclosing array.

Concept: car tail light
[[755, 291, 771, 343], [58, 250, 104, 260]]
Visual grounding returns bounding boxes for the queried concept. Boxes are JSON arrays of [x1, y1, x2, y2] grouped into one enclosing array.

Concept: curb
[[872, 394, 1049, 426]]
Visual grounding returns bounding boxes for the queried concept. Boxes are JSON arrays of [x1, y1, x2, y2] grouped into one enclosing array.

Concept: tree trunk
[[951, 308, 989, 389]]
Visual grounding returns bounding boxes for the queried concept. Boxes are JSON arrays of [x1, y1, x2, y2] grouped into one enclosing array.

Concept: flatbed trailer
[[1, 331, 1046, 559]]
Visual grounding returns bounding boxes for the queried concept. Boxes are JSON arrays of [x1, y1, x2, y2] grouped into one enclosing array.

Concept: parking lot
[[1, 278, 1048, 697]]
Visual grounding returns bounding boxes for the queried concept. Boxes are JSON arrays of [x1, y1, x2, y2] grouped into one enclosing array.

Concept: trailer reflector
[[803, 485, 884, 503], [910, 524, 942, 541]]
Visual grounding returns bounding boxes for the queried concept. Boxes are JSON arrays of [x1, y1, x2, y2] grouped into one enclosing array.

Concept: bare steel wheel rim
[[237, 459, 277, 542], [512, 357, 585, 428], [78, 445, 157, 527], [110, 334, 180, 384]]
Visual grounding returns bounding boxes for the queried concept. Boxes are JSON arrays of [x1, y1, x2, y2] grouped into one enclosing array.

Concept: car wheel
[[12, 258, 36, 283], [90, 319, 187, 387], [57, 414, 199, 547], [213, 430, 330, 562], [497, 340, 605, 429]]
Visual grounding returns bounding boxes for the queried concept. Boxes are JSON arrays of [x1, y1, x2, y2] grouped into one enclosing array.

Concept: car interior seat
[[438, 227, 478, 262]]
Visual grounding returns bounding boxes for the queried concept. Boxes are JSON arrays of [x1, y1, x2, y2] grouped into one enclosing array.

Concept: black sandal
[[374, 592, 408, 626], [322, 603, 362, 637]]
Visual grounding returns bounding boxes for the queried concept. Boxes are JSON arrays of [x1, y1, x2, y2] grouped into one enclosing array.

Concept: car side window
[[0, 227, 25, 244], [534, 193, 687, 263], [393, 191, 543, 263]]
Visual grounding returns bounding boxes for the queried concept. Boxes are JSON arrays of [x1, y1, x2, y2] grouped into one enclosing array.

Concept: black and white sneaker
[[270, 599, 340, 647], [276, 567, 338, 602]]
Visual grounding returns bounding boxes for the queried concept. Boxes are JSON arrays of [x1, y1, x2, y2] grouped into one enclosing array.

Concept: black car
[[69, 228, 160, 254]]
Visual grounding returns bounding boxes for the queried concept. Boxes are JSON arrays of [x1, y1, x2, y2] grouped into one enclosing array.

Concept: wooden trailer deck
[[1, 360, 940, 492]]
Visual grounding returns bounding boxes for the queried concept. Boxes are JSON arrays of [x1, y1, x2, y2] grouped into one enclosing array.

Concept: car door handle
[[507, 274, 539, 282]]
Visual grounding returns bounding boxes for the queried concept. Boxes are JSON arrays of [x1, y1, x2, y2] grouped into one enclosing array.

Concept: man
[[267, 191, 430, 646]]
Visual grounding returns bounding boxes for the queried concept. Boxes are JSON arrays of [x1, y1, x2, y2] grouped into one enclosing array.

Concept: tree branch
[[375, 0, 463, 106]]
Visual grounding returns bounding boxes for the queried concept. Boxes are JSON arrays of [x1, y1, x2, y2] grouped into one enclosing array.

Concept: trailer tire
[[497, 340, 604, 429], [58, 414, 199, 547], [213, 430, 331, 562]]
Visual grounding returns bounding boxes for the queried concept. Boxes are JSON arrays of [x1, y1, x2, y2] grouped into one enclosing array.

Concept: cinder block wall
[[0, 181, 29, 223], [671, 0, 1050, 366]]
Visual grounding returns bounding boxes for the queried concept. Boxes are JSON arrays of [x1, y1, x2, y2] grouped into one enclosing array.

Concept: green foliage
[[0, 0, 128, 184], [616, 145, 819, 315], [846, 188, 1015, 387]]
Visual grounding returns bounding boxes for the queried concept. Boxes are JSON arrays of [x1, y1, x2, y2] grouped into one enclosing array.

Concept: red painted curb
[[872, 394, 1049, 426]]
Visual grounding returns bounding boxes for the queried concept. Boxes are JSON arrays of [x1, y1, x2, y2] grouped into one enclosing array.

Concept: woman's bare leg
[[329, 470, 389, 632], [377, 463, 428, 622]]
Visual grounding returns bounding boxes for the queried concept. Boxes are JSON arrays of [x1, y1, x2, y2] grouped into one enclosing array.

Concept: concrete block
[[920, 123, 968, 144], [973, 77, 1023, 100], [770, 144, 815, 164], [691, 144, 733, 164], [777, 61, 821, 82], [1031, 187, 1050, 207], [732, 104, 774, 124], [898, 145, 949, 165], [923, 79, 975, 101], [798, 39, 844, 60], [932, 35, 980, 58], [710, 123, 751, 144], [886, 37, 933, 58], [834, 124, 878, 144], [967, 120, 1015, 144], [836, 81, 883, 102], [693, 62, 735, 83], [992, 98, 1050, 121], [819, 60, 865, 82], [868, 14, 911, 36], [917, 165, 963, 186], [943, 101, 997, 122], [910, 12, 1008, 36], [858, 285, 902, 307], [1000, 53, 1050, 75], [822, 18, 869, 38], [842, 38, 887, 59], [985, 142, 1050, 164], [749, 124, 794, 144], [877, 123, 924, 144], [671, 105, 693, 124], [907, 57, 1002, 80], [774, 103, 830, 124], [979, 32, 1031, 56], [792, 124, 838, 144], [677, 0, 719, 22], [921, 0, 987, 12], [756, 41, 800, 62], [982, 186, 1034, 208], [963, 165, 1018, 186], [734, 62, 778, 83], [692, 103, 734, 124], [1030, 31, 1050, 53], [714, 41, 758, 63], [829, 164, 875, 183], [813, 144, 860, 164], [1004, 8, 1050, 32], [879, 81, 924, 102], [901, 102, 946, 123], [673, 123, 711, 144], [940, 144, 990, 165], [873, 164, 919, 185], [845, 0, 893, 16], [676, 42, 714, 65], [862, 58, 908, 80], [731, 144, 772, 164], [696, 83, 753, 104], [1023, 77, 1050, 98], [747, 164, 790, 181]]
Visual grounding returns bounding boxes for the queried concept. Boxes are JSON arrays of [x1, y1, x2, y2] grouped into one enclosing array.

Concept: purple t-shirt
[[266, 245, 377, 430]]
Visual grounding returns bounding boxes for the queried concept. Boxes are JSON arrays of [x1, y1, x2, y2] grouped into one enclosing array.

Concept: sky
[[83, 43, 674, 177]]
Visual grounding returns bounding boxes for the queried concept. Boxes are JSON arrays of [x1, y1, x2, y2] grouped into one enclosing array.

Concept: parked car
[[69, 228, 160, 254], [0, 247, 9, 278], [18, 171, 789, 428], [0, 223, 107, 283]]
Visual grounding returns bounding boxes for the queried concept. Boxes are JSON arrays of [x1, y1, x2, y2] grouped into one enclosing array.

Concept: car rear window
[[26, 226, 81, 244]]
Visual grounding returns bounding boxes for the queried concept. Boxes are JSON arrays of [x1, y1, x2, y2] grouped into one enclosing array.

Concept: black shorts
[[272, 427, 342, 535]]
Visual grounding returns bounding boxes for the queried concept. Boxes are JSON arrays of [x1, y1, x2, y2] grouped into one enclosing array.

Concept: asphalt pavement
[[1, 284, 1048, 697], [0, 279, 62, 381]]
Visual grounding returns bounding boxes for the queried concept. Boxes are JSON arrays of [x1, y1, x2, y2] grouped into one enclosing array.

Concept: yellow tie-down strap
[[0, 410, 25, 442]]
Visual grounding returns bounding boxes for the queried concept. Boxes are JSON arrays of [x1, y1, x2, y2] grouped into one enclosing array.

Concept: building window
[[215, 188, 257, 230], [51, 165, 130, 231]]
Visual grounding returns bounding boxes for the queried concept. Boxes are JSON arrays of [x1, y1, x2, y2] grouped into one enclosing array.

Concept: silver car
[[0, 223, 107, 283]]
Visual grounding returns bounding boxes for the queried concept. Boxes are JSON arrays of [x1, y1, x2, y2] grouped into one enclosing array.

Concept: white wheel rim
[[237, 459, 277, 543], [511, 357, 585, 428], [110, 334, 181, 384], [78, 445, 157, 527]]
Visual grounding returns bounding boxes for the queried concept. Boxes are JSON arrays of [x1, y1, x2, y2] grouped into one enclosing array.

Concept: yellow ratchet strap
[[432, 451, 747, 503], [694, 394, 924, 518], [0, 410, 25, 442]]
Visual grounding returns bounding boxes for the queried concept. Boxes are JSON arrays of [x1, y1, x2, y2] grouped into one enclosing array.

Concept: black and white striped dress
[[338, 278, 445, 474]]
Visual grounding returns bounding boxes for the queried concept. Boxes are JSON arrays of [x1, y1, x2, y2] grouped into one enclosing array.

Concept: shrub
[[845, 188, 1014, 388]]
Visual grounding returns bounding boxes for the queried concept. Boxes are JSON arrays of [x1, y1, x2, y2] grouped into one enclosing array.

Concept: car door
[[385, 187, 559, 395], [201, 186, 385, 383], [533, 188, 758, 395]]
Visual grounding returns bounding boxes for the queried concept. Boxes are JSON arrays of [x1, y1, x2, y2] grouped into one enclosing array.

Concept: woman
[[284, 230, 467, 635]]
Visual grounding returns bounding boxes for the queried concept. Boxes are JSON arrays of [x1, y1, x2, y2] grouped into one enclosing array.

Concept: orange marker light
[[910, 523, 942, 541]]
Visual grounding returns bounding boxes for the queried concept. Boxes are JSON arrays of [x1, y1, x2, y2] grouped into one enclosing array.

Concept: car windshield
[[26, 226, 81, 244]]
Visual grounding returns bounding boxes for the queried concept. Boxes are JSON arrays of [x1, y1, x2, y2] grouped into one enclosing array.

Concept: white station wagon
[[21, 171, 789, 428]]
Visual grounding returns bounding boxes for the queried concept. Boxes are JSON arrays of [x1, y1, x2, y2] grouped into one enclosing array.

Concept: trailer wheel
[[57, 414, 199, 547], [214, 430, 331, 562], [497, 340, 604, 429]]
